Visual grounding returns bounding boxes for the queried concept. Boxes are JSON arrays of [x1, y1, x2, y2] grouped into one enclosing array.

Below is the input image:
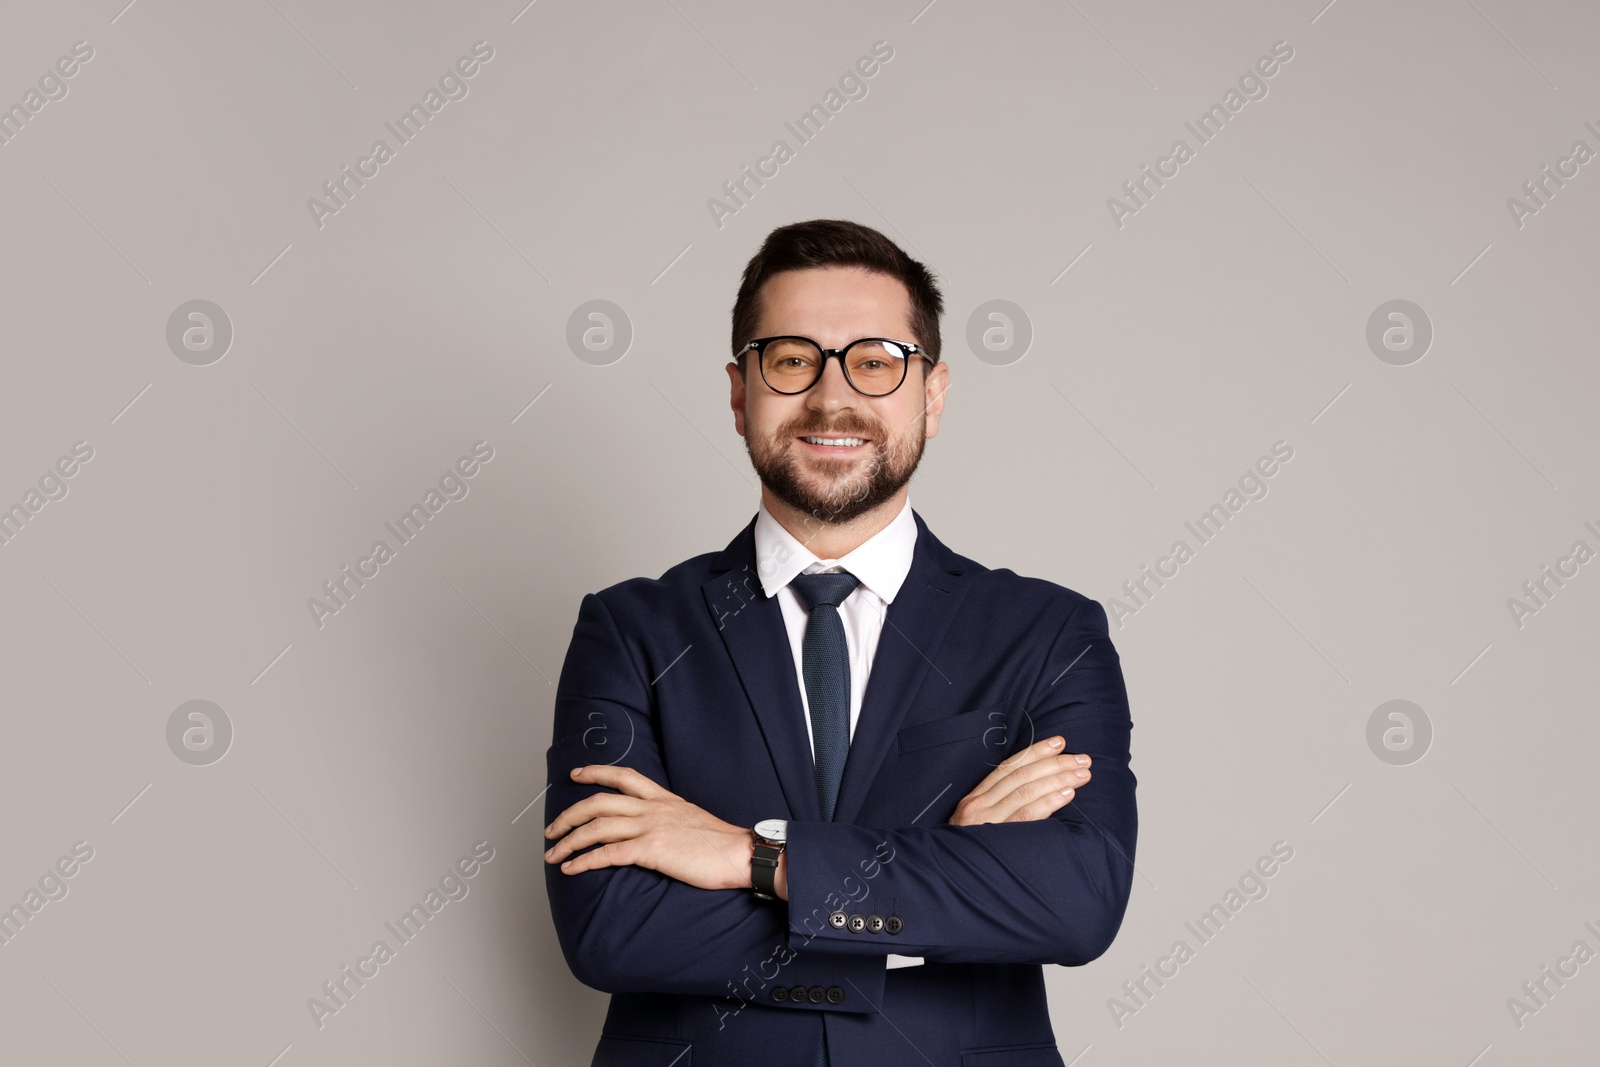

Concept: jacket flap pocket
[[961, 1042, 1062, 1066], [592, 1033, 692, 1066]]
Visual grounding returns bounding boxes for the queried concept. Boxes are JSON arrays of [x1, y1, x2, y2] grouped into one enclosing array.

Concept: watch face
[[754, 818, 787, 844]]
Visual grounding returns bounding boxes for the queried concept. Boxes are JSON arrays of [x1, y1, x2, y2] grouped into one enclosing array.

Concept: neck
[[762, 486, 907, 560]]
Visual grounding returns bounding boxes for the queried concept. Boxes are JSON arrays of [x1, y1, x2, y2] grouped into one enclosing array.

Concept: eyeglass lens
[[762, 339, 909, 395]]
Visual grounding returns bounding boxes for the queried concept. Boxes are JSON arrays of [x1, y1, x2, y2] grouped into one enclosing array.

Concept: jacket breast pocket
[[893, 702, 1026, 822], [897, 702, 1012, 756], [592, 1033, 692, 1066]]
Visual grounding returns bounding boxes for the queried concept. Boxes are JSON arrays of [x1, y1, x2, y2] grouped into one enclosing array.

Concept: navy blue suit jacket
[[544, 509, 1137, 1067]]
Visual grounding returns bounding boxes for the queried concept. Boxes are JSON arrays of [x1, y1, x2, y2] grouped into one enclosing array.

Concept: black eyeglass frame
[[737, 335, 934, 397]]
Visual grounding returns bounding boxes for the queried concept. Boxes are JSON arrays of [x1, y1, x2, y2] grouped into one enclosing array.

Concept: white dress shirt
[[753, 493, 925, 969]]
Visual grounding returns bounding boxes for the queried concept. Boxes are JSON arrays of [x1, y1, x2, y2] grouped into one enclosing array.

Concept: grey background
[[2, 0, 1597, 1064]]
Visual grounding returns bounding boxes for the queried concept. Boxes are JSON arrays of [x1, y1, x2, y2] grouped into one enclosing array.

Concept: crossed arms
[[541, 591, 1137, 1005]]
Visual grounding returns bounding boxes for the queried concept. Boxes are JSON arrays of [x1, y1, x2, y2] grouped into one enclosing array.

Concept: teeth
[[803, 437, 865, 447]]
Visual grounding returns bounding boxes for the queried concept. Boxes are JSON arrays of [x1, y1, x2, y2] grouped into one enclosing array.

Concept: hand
[[544, 764, 759, 892], [948, 735, 1091, 826]]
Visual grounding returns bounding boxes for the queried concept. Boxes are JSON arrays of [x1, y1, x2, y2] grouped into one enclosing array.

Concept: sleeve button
[[866, 914, 884, 933], [808, 986, 826, 1003], [828, 909, 848, 929], [884, 915, 903, 934], [826, 986, 844, 1004], [846, 914, 866, 933], [772, 986, 789, 1002]]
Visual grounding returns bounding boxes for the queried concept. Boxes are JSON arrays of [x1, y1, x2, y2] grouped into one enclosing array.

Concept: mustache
[[788, 420, 879, 438]]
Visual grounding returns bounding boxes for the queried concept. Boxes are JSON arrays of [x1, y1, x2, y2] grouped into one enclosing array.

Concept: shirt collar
[[754, 495, 917, 604]]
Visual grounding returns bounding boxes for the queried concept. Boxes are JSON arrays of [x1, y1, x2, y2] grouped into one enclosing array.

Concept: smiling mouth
[[797, 435, 871, 450]]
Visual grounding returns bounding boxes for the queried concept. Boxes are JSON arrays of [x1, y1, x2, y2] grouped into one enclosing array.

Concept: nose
[[806, 353, 859, 410]]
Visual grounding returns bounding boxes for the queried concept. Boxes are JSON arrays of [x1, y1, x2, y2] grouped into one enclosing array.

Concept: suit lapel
[[832, 512, 969, 823], [703, 509, 970, 826], [703, 517, 821, 822]]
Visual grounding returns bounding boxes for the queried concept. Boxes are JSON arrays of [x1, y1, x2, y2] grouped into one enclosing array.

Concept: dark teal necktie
[[790, 570, 860, 823], [790, 568, 859, 1067]]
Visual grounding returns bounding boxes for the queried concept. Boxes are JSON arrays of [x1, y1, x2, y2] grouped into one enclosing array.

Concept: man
[[543, 219, 1137, 1066]]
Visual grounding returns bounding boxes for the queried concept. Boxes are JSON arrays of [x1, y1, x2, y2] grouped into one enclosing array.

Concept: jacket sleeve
[[783, 596, 1138, 966], [543, 592, 886, 1013]]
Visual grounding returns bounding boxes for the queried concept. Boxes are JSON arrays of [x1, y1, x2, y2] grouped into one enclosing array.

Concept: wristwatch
[[751, 819, 787, 901]]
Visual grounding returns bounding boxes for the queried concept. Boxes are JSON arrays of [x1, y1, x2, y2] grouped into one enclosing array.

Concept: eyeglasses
[[739, 336, 932, 397]]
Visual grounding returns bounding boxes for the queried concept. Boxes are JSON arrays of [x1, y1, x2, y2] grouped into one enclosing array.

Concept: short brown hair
[[730, 219, 944, 371]]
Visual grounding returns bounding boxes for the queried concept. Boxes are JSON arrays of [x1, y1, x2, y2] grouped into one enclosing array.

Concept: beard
[[746, 411, 926, 529]]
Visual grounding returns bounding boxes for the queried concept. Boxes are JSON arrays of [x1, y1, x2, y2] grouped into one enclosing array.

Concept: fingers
[[567, 763, 666, 799], [984, 761, 1091, 823], [544, 792, 644, 843], [544, 814, 641, 865], [974, 739, 1091, 801], [966, 736, 1086, 798], [550, 838, 626, 875], [950, 748, 1094, 825], [990, 750, 1091, 799]]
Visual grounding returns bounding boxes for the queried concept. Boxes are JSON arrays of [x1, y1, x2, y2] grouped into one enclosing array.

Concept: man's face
[[727, 266, 947, 529]]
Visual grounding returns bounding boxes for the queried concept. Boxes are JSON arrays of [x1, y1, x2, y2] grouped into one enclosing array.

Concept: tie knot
[[790, 570, 860, 611]]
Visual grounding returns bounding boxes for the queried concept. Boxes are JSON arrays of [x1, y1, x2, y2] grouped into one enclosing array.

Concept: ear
[[726, 361, 748, 437], [921, 360, 949, 439]]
